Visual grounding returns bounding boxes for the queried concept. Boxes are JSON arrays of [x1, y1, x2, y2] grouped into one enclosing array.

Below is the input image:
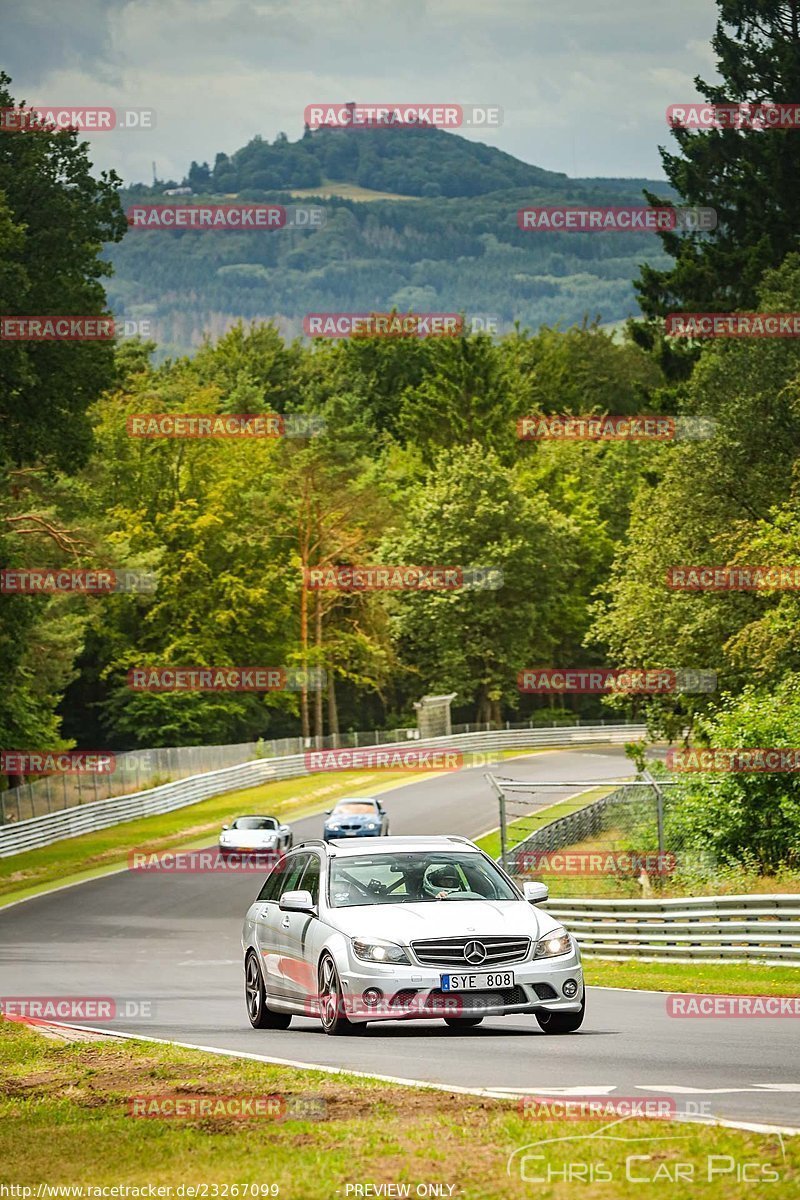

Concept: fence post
[[643, 769, 666, 867], [486, 773, 508, 873]]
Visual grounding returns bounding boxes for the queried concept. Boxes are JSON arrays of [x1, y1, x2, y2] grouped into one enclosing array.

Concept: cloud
[[3, 0, 721, 182]]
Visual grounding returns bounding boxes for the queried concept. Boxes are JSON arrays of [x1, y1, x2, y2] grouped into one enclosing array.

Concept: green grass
[[0, 1019, 797, 1198], [586, 958, 800, 995]]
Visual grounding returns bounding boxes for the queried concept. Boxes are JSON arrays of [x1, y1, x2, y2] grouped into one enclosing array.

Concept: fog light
[[362, 987, 384, 1008], [562, 979, 579, 998]]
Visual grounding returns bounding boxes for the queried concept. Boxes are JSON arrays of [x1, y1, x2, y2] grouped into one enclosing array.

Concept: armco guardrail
[[542, 894, 800, 964], [0, 718, 631, 823], [0, 723, 645, 857]]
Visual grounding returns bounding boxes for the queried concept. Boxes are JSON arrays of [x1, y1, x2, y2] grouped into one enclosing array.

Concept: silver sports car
[[242, 835, 584, 1035], [220, 814, 293, 856]]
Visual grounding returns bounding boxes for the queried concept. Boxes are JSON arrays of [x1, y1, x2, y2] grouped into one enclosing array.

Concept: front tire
[[318, 954, 364, 1036], [536, 994, 585, 1034], [245, 952, 292, 1029]]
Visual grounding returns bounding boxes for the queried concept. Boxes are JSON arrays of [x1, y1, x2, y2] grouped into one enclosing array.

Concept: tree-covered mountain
[[141, 124, 576, 200], [110, 126, 676, 356]]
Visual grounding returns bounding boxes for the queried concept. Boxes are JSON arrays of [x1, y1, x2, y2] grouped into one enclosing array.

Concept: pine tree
[[635, 1, 800, 322]]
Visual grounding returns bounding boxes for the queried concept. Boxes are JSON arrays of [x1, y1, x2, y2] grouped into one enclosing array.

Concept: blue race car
[[322, 797, 389, 842]]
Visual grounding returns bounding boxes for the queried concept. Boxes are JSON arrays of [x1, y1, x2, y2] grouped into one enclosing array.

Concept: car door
[[253, 852, 310, 998], [275, 852, 322, 1007]]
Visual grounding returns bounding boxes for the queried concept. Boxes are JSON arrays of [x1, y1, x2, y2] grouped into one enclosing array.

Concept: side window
[[299, 854, 321, 904], [275, 853, 310, 898], [256, 863, 284, 902]]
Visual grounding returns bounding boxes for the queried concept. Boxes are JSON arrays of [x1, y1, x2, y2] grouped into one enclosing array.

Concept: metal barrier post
[[643, 769, 666, 864]]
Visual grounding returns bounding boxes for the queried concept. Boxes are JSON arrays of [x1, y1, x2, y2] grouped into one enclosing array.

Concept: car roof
[[297, 835, 480, 856], [232, 814, 278, 820], [331, 796, 378, 804]]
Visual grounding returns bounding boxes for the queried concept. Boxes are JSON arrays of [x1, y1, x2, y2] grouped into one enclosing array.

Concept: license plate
[[440, 971, 514, 991]]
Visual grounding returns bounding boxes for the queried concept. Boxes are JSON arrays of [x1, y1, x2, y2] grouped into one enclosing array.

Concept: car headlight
[[351, 938, 410, 965], [365, 822, 378, 830], [219, 832, 231, 843], [534, 927, 572, 959]]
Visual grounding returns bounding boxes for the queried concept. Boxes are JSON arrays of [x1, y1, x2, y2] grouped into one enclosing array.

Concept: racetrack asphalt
[[1, 745, 798, 1129]]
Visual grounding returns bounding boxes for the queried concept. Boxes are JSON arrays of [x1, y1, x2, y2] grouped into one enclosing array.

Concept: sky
[[3, 0, 721, 185]]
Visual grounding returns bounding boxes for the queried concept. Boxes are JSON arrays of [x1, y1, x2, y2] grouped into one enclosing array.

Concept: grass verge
[[584, 958, 800, 996], [0, 1019, 797, 1198]]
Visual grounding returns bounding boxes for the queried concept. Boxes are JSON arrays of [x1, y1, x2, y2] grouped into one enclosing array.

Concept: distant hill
[[131, 124, 579, 201], [110, 127, 676, 356]]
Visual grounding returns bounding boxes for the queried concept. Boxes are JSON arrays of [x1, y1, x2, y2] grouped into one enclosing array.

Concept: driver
[[422, 863, 463, 900]]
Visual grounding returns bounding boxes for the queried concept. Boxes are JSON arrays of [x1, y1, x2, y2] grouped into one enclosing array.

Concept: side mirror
[[324, 809, 331, 816], [221, 824, 230, 831], [523, 881, 549, 904], [279, 889, 316, 914]]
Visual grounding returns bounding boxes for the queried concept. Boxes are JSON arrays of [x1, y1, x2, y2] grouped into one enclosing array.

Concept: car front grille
[[411, 935, 531, 967], [425, 986, 528, 1009]]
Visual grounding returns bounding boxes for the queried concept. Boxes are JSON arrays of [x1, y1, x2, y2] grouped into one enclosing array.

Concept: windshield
[[330, 802, 378, 816], [328, 851, 518, 908], [232, 817, 277, 830]]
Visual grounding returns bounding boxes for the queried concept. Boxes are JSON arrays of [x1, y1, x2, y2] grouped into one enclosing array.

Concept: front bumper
[[219, 842, 279, 855], [334, 944, 583, 1022]]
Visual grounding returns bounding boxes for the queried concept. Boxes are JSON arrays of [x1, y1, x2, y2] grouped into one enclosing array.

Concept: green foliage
[[0, 72, 126, 756], [635, 2, 800, 317], [666, 678, 800, 870]]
